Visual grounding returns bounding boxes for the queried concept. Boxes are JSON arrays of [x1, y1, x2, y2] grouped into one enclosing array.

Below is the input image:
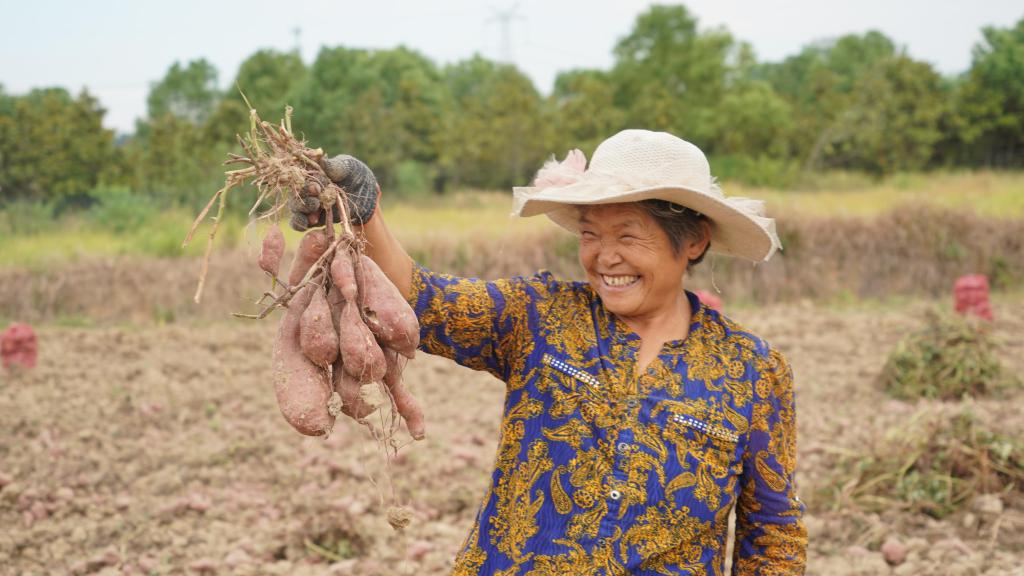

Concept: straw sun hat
[[512, 129, 782, 263]]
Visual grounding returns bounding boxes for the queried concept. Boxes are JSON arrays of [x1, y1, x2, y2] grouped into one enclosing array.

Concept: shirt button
[[609, 489, 622, 501], [626, 399, 639, 409], [616, 442, 630, 453]]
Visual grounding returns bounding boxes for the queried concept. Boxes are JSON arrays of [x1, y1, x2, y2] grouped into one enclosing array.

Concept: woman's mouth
[[601, 274, 640, 288]]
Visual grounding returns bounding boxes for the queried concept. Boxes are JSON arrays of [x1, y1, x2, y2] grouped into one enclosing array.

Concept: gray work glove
[[288, 154, 379, 232]]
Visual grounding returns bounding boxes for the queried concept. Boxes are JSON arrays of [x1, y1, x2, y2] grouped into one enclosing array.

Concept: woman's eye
[[581, 231, 596, 239]]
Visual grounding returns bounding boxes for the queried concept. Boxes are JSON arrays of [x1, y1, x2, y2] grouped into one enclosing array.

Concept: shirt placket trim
[[671, 414, 740, 443], [598, 358, 650, 543], [541, 353, 601, 392]]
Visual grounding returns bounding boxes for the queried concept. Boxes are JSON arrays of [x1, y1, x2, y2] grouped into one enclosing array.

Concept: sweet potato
[[273, 284, 335, 436], [332, 361, 375, 420], [330, 249, 359, 301], [356, 255, 419, 359], [258, 226, 285, 277], [326, 283, 344, 333], [338, 299, 387, 383], [287, 230, 329, 286], [383, 350, 425, 440], [300, 285, 339, 368]]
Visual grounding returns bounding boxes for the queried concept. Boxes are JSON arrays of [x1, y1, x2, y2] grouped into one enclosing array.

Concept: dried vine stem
[[182, 102, 333, 304], [233, 187, 361, 320], [232, 229, 356, 320]]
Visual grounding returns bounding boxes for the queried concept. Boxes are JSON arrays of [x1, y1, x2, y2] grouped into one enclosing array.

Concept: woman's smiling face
[[577, 203, 706, 322]]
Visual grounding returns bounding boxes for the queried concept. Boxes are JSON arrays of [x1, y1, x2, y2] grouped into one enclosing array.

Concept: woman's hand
[[288, 154, 380, 231], [322, 154, 379, 225], [286, 153, 413, 300]]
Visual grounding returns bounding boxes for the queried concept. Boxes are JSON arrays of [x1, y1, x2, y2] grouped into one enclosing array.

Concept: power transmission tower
[[292, 27, 302, 56], [486, 2, 524, 64]]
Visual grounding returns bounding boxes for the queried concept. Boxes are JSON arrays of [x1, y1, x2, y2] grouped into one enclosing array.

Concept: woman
[[298, 129, 806, 575]]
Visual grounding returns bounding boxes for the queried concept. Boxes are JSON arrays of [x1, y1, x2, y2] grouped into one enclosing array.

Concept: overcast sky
[[1, 0, 1021, 133]]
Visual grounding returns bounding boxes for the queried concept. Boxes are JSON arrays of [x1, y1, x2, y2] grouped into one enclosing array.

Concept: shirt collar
[[601, 289, 708, 352]]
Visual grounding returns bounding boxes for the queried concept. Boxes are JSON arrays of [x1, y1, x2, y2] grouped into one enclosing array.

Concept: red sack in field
[[694, 290, 723, 312], [1, 323, 38, 370], [953, 275, 993, 321]]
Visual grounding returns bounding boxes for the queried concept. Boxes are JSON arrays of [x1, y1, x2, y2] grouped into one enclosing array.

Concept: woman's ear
[[686, 220, 712, 260]]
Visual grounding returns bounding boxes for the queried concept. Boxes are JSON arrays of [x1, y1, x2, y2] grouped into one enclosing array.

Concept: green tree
[[757, 31, 899, 165], [824, 56, 946, 173], [288, 46, 446, 191], [822, 31, 898, 93], [610, 5, 738, 146], [205, 49, 307, 143], [0, 86, 14, 196], [436, 55, 551, 190], [550, 69, 626, 156], [952, 17, 1024, 167], [147, 59, 220, 125], [133, 59, 226, 204], [714, 79, 794, 158], [130, 113, 224, 205], [758, 31, 896, 102], [0, 87, 115, 204], [0, 85, 13, 116]]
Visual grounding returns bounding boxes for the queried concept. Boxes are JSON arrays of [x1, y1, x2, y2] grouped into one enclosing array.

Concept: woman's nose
[[597, 242, 623, 267]]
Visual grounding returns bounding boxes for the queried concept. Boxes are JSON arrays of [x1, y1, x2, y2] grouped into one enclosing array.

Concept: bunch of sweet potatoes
[[261, 228, 424, 439]]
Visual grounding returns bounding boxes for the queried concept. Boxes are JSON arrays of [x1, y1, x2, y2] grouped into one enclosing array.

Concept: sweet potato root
[[300, 285, 339, 368], [333, 361, 375, 420], [326, 282, 344, 333], [259, 226, 285, 277], [330, 249, 359, 301], [356, 255, 419, 359], [273, 284, 335, 436], [287, 230, 329, 286], [187, 107, 427, 529], [384, 350, 425, 440], [338, 299, 387, 383]]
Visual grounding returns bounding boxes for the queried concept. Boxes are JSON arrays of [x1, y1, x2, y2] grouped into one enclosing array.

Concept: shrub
[[0, 199, 58, 236], [825, 405, 1024, 518], [87, 186, 157, 234], [392, 160, 434, 200], [879, 310, 1014, 400], [709, 154, 801, 189]]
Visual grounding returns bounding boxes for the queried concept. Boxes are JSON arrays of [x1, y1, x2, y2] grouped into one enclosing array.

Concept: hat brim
[[513, 183, 779, 263]]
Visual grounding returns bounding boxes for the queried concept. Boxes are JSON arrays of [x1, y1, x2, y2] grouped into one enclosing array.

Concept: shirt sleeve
[[732, 347, 808, 575], [406, 264, 554, 382]]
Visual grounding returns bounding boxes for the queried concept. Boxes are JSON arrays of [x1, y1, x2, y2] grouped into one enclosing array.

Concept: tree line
[[1, 5, 1022, 210]]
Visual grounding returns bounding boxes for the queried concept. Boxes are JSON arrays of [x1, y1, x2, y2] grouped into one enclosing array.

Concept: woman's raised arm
[[357, 190, 414, 300]]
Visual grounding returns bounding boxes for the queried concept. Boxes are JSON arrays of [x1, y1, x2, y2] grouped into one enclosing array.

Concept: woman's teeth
[[603, 275, 639, 287]]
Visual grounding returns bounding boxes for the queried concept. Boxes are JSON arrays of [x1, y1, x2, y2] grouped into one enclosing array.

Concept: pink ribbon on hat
[[532, 149, 587, 189]]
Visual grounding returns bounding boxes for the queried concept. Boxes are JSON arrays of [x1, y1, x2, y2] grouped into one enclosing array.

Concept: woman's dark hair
[[638, 199, 711, 268]]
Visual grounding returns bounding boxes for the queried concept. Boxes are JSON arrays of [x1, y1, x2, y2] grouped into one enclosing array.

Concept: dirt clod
[[387, 505, 413, 531], [881, 537, 908, 566]]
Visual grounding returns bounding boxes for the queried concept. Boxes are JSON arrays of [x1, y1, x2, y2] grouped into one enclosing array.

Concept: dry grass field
[[3, 171, 1024, 269]]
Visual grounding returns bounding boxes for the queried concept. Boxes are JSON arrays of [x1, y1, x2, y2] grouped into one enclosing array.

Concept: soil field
[[1, 297, 1023, 575]]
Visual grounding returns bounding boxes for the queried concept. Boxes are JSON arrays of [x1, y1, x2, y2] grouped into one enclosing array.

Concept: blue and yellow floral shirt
[[409, 265, 807, 575]]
